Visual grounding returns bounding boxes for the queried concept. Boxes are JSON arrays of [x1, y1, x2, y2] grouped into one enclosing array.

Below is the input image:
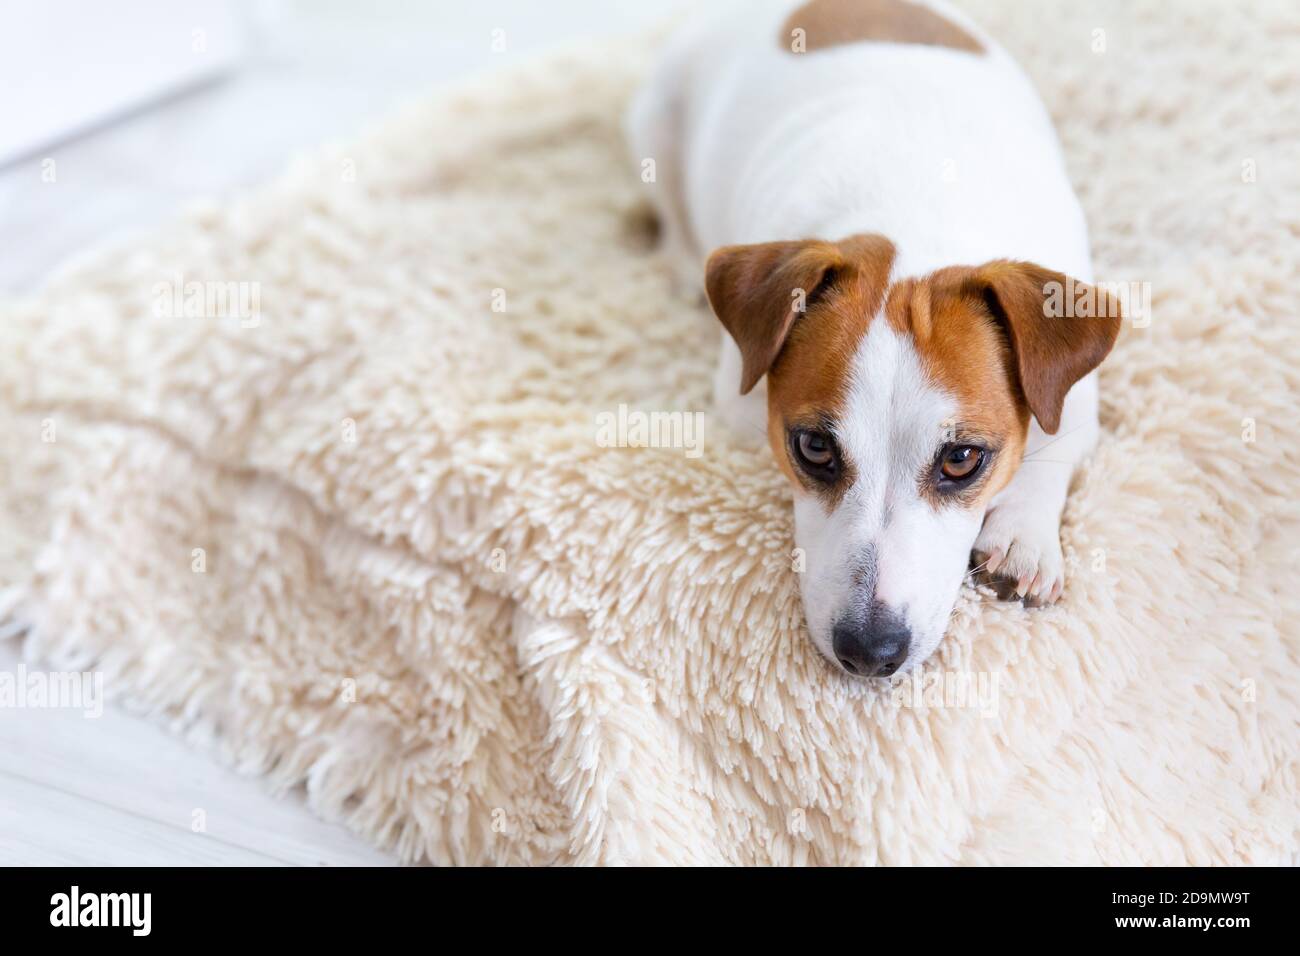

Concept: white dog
[[627, 0, 1121, 677]]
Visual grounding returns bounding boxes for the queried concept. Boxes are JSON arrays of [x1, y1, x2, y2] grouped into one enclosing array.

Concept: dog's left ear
[[967, 261, 1123, 433]]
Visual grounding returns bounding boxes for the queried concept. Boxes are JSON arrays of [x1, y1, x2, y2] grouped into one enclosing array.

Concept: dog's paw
[[972, 501, 1065, 606]]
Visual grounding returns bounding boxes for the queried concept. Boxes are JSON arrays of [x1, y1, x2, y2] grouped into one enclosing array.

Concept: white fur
[[797, 318, 979, 671], [630, 0, 1103, 673]]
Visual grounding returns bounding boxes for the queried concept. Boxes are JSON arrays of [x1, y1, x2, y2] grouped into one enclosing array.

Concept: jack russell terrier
[[628, 0, 1122, 677]]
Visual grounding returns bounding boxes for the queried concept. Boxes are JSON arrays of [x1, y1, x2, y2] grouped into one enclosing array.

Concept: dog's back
[[636, 0, 1091, 280]]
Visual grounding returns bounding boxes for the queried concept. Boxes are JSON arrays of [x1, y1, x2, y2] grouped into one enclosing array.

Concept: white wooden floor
[[0, 640, 396, 865], [1, 2, 693, 865]]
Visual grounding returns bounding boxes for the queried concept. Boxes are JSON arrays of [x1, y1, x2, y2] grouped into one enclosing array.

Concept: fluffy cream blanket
[[2, 0, 1297, 865]]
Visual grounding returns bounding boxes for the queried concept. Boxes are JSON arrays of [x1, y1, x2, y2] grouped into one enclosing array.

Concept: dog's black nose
[[832, 609, 911, 678]]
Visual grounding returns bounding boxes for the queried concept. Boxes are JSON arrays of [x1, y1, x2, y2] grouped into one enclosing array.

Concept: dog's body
[[628, 0, 1121, 676]]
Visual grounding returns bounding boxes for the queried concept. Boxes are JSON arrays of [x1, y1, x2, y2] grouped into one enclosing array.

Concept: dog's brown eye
[[791, 428, 838, 478], [940, 445, 984, 481], [798, 431, 832, 466]]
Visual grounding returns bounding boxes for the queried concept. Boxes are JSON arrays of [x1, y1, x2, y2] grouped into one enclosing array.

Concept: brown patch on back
[[781, 0, 984, 55]]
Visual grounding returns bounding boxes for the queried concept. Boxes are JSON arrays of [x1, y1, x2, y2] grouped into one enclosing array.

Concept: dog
[[627, 0, 1122, 677]]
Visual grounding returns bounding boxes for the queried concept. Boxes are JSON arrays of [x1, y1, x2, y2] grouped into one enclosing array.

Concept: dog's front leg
[[973, 371, 1102, 605]]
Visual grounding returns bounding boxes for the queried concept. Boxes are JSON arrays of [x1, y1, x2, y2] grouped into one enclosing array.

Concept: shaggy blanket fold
[[2, 0, 1298, 865]]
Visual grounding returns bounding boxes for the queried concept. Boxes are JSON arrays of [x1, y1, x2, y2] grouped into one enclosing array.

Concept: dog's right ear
[[704, 234, 894, 394], [704, 239, 846, 395]]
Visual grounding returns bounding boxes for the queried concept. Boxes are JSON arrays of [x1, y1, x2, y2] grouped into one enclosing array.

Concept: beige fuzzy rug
[[2, 0, 1298, 865]]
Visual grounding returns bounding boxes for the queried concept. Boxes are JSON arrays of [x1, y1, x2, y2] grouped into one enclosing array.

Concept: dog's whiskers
[[1021, 423, 1087, 461]]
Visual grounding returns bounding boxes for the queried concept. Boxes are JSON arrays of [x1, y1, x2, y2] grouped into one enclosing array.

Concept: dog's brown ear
[[966, 261, 1122, 433], [704, 239, 849, 395]]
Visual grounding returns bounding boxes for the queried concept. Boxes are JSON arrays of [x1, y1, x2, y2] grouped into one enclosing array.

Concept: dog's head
[[705, 234, 1121, 677]]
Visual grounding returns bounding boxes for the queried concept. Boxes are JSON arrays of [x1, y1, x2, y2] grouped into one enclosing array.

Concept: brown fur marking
[[759, 235, 895, 506], [969, 261, 1123, 434], [893, 273, 1030, 508], [781, 0, 984, 55]]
